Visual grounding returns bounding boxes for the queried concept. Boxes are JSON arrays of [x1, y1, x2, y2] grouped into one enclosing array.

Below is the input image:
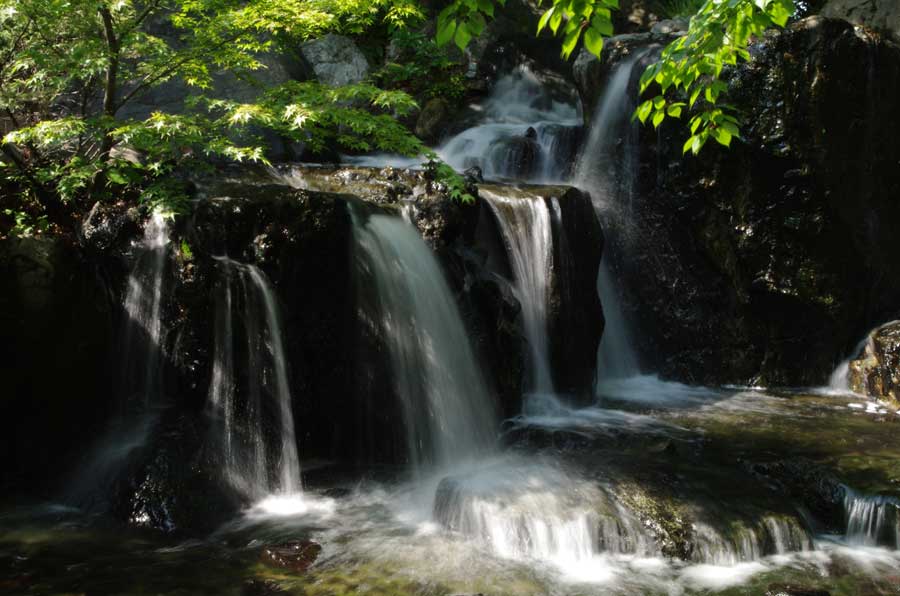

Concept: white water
[[351, 210, 497, 471], [481, 188, 557, 396], [209, 258, 301, 497], [843, 486, 900, 547], [828, 335, 871, 392], [121, 212, 170, 406], [439, 68, 580, 182], [573, 55, 649, 384]]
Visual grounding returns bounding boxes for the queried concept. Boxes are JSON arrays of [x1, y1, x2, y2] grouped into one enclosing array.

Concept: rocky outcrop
[[300, 34, 370, 87], [577, 17, 900, 386], [822, 0, 900, 41], [848, 321, 900, 406], [0, 235, 122, 493]]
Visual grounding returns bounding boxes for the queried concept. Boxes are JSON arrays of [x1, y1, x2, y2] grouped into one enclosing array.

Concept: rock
[[259, 540, 322, 573], [821, 0, 900, 42], [300, 34, 369, 87], [766, 584, 831, 596], [415, 98, 452, 143], [487, 135, 540, 179], [748, 459, 845, 533], [242, 579, 290, 596], [651, 18, 690, 34], [848, 321, 900, 406], [576, 17, 900, 386], [110, 411, 243, 534]]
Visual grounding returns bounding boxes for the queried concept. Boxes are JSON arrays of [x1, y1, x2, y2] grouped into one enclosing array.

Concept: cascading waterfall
[[351, 208, 497, 471], [573, 54, 649, 383], [438, 67, 580, 182], [433, 460, 655, 573], [208, 258, 301, 497], [843, 487, 900, 547], [480, 189, 556, 397], [121, 212, 170, 406], [691, 518, 813, 565]]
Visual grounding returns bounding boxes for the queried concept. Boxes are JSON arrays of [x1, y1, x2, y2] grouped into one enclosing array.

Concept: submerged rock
[[848, 321, 900, 406], [260, 540, 322, 573]]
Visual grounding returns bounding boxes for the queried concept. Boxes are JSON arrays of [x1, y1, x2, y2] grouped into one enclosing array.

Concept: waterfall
[[351, 208, 497, 471], [121, 212, 170, 406], [843, 487, 900, 547], [208, 258, 301, 497], [433, 460, 655, 572], [438, 67, 580, 183], [573, 54, 650, 384], [480, 189, 556, 396]]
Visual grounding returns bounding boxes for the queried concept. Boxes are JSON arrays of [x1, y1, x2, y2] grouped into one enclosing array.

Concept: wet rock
[[822, 0, 900, 41], [651, 18, 690, 34], [259, 540, 322, 573], [766, 583, 831, 596], [577, 17, 900, 386], [487, 135, 540, 179], [242, 579, 291, 596], [415, 98, 453, 143], [300, 34, 369, 87], [749, 459, 846, 533], [848, 321, 900, 407]]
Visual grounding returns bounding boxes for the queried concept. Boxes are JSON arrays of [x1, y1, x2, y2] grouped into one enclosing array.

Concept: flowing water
[[351, 208, 497, 471], [208, 258, 301, 498], [120, 212, 170, 407], [573, 54, 649, 384], [480, 188, 557, 396]]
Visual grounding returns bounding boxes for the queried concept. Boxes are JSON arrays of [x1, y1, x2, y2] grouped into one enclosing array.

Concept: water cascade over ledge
[[208, 258, 301, 497], [351, 207, 497, 471]]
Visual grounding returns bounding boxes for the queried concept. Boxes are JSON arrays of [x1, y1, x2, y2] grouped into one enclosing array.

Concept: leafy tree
[[437, 0, 796, 153], [0, 0, 427, 224]]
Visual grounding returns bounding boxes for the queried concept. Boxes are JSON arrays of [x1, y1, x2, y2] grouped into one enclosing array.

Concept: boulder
[[822, 0, 900, 41], [848, 321, 900, 406], [415, 97, 452, 143], [487, 135, 541, 179], [300, 34, 369, 87]]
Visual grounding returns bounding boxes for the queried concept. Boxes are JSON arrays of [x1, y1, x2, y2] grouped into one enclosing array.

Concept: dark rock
[[848, 321, 900, 407], [577, 17, 900, 386], [242, 579, 291, 596], [487, 135, 541, 179], [415, 98, 453, 143], [259, 540, 321, 573], [749, 459, 845, 533], [822, 0, 900, 41]]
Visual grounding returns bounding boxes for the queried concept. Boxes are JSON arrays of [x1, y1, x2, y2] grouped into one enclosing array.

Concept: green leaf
[[560, 27, 580, 60], [583, 26, 604, 58], [454, 22, 472, 51], [537, 6, 554, 33], [107, 169, 128, 185], [682, 135, 696, 154], [592, 14, 613, 36], [652, 110, 665, 129], [637, 100, 653, 123], [468, 12, 486, 36], [436, 19, 457, 46], [713, 127, 732, 146], [477, 0, 494, 17], [550, 7, 564, 34]]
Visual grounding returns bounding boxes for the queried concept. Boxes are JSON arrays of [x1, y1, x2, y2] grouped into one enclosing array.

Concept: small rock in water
[[766, 583, 830, 596], [259, 540, 322, 573]]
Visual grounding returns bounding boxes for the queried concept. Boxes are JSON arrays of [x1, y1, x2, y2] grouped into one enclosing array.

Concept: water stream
[[208, 258, 301, 498], [351, 207, 497, 471]]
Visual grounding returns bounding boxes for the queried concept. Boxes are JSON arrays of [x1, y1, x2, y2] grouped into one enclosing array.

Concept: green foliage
[[634, 0, 796, 154], [425, 153, 475, 204], [437, 0, 616, 60], [372, 31, 466, 100], [0, 0, 428, 219], [180, 239, 194, 260], [1, 208, 49, 238]]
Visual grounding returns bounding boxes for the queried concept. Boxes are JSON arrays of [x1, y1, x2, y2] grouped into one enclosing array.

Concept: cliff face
[[576, 17, 900, 386]]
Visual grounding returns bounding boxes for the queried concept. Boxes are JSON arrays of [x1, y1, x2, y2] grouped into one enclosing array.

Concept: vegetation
[[1, 0, 798, 236], [439, 0, 796, 153]]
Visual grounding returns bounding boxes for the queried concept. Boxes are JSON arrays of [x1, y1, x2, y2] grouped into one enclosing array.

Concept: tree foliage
[[438, 0, 796, 153], [0, 0, 427, 224]]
